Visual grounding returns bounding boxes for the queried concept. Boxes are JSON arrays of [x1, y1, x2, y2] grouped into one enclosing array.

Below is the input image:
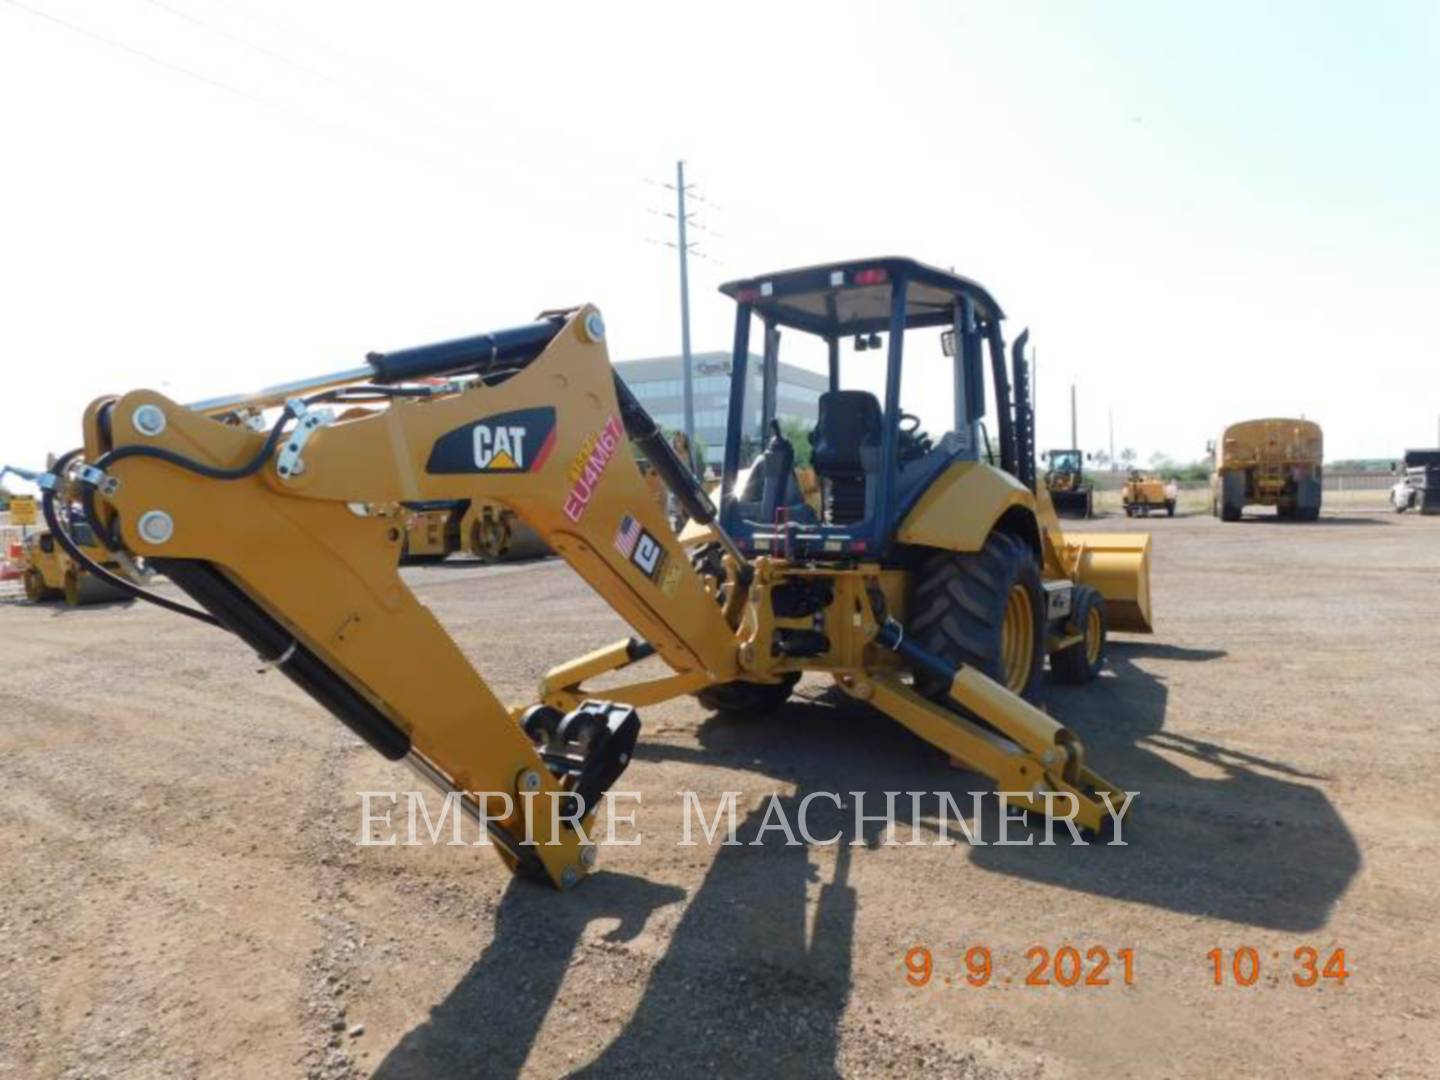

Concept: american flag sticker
[[614, 515, 642, 559]]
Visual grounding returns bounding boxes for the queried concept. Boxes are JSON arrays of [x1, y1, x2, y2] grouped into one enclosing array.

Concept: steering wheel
[[896, 411, 931, 462]]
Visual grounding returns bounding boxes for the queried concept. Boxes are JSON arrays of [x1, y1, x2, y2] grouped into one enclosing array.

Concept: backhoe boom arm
[[68, 307, 739, 888]]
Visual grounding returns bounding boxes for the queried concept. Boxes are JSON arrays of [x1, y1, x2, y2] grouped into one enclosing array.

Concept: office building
[[614, 351, 828, 467]]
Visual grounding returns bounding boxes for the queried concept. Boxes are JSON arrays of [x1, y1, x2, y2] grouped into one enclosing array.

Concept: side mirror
[[940, 329, 956, 357]]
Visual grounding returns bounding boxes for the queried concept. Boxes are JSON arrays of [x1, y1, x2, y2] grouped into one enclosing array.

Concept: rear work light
[[852, 268, 888, 286]]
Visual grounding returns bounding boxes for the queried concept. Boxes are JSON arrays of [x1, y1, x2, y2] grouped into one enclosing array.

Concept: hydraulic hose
[[41, 450, 221, 627], [612, 374, 751, 576], [57, 383, 459, 622]]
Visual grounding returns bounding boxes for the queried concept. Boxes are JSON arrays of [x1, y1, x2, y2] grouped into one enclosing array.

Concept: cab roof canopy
[[718, 256, 1004, 338]]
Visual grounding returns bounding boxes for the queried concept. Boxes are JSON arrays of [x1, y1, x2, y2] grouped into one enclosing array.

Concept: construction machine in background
[[1, 463, 136, 604], [1390, 449, 1440, 514], [44, 256, 1152, 892], [1210, 418, 1323, 521], [400, 500, 550, 564], [1122, 470, 1177, 517], [1042, 449, 1094, 518], [21, 524, 138, 605]]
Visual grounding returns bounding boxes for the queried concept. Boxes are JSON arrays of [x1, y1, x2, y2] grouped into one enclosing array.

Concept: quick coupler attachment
[[520, 700, 640, 819]]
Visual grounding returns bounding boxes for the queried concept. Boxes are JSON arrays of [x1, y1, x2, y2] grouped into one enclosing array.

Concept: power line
[[141, 0, 370, 99], [138, 0, 474, 137], [2, 0, 486, 182], [201, 0, 474, 115], [3, 0, 311, 122]]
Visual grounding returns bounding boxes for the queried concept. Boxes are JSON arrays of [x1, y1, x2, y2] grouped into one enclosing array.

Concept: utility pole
[[1070, 383, 1078, 450], [1108, 408, 1116, 474], [675, 160, 695, 441]]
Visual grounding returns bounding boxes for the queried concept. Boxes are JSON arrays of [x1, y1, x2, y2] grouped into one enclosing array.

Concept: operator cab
[[717, 257, 1017, 561], [1046, 450, 1083, 475]]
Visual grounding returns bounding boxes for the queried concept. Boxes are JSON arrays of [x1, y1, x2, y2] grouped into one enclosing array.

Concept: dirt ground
[[1, 507, 1437, 1079]]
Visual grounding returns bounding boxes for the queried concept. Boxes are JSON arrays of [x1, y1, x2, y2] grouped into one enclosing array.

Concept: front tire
[[1052, 585, 1108, 684], [909, 532, 1046, 707], [23, 568, 54, 602]]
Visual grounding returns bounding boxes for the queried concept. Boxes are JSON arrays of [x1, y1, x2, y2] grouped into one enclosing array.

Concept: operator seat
[[810, 390, 882, 524]]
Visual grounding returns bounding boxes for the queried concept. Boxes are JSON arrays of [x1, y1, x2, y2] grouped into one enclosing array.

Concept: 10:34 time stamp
[[902, 945, 1352, 989]]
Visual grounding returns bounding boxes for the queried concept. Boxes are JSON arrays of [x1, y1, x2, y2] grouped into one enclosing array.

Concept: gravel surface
[[1, 508, 1435, 1078]]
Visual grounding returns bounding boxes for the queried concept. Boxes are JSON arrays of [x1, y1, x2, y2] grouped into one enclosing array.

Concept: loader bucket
[[1065, 533, 1152, 634]]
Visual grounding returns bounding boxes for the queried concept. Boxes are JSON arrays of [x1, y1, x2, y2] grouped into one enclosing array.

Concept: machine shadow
[[642, 640, 1357, 934], [375, 641, 1359, 1076], [44, 598, 136, 616], [372, 872, 686, 1079], [571, 789, 863, 1078], [374, 764, 869, 1078], [1234, 516, 1385, 527], [969, 641, 1360, 931]]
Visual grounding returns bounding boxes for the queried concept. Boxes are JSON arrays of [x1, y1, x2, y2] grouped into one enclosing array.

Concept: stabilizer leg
[[540, 636, 712, 712], [860, 620, 1129, 833]]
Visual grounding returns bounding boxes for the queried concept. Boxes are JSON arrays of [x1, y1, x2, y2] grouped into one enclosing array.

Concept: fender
[[895, 460, 1038, 554]]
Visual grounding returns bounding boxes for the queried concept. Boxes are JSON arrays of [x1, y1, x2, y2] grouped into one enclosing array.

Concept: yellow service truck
[[1211, 418, 1323, 522]]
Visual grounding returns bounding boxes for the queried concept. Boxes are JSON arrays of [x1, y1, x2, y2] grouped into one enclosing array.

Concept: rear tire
[[1220, 470, 1245, 522], [909, 532, 1046, 707], [1293, 476, 1322, 522], [696, 674, 801, 717], [1051, 586, 1107, 685]]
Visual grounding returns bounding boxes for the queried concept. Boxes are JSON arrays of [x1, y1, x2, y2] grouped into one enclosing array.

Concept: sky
[[1, 0, 1436, 479]]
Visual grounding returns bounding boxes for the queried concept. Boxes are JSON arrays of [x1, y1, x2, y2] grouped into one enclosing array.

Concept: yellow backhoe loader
[[43, 257, 1151, 891]]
